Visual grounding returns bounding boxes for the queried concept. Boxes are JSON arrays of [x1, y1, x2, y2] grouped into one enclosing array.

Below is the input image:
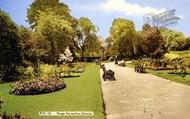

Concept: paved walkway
[[100, 62, 190, 119]]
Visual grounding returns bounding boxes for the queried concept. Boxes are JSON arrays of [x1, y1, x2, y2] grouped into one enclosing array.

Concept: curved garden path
[[100, 62, 190, 119]]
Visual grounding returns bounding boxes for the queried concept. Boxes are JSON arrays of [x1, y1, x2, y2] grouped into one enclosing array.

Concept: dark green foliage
[[18, 26, 36, 66], [0, 10, 21, 82], [183, 37, 190, 50]]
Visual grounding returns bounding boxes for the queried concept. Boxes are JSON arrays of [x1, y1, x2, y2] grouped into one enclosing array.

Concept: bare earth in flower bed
[[10, 78, 66, 95]]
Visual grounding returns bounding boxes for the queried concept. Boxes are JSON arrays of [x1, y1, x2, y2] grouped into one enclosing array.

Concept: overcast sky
[[0, 0, 190, 38]]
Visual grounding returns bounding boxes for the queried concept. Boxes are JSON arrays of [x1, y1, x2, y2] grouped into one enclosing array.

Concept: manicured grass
[[0, 64, 105, 119], [127, 63, 190, 86], [148, 70, 190, 85]]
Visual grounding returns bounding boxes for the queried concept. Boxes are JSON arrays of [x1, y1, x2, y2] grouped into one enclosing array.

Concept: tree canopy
[[27, 0, 76, 28], [142, 24, 163, 54], [160, 28, 186, 51], [107, 18, 143, 57], [76, 17, 98, 60]]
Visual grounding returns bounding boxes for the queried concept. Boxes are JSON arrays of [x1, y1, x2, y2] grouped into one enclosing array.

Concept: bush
[[73, 63, 85, 73], [10, 78, 66, 95], [59, 65, 78, 78], [0, 93, 3, 111], [0, 111, 30, 119], [39, 64, 59, 79]]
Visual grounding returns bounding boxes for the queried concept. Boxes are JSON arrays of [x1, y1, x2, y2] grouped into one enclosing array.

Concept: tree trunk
[[81, 46, 84, 62], [50, 40, 56, 63]]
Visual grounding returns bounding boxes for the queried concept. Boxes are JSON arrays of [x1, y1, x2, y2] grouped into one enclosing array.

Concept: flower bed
[[0, 112, 30, 119], [10, 78, 66, 95], [146, 66, 174, 70], [59, 72, 80, 78]]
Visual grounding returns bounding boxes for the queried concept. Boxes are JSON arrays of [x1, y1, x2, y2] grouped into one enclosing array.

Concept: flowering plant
[[58, 47, 73, 64]]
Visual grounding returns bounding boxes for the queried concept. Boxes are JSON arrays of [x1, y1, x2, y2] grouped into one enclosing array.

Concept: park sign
[[143, 9, 181, 27]]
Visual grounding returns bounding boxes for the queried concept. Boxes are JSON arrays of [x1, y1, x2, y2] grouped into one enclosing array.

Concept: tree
[[76, 17, 97, 61], [105, 36, 116, 56], [160, 28, 186, 51], [36, 10, 75, 63], [99, 37, 106, 59], [142, 24, 164, 57], [28, 31, 47, 63], [109, 18, 136, 57], [0, 10, 21, 82], [85, 34, 101, 57], [183, 37, 190, 50], [134, 31, 144, 56], [27, 1, 78, 63], [18, 26, 35, 65], [27, 0, 76, 28]]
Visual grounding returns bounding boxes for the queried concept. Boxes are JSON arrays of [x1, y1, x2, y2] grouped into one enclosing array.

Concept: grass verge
[[126, 63, 190, 86]]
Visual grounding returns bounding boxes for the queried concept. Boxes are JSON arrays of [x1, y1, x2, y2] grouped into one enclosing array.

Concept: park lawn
[[0, 63, 105, 119], [126, 63, 190, 86], [147, 69, 190, 85]]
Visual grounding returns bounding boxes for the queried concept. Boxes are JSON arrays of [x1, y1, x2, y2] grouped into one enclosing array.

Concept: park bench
[[100, 64, 116, 81], [135, 65, 146, 73]]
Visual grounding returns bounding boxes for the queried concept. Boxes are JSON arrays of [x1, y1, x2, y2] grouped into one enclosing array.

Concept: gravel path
[[100, 62, 190, 119]]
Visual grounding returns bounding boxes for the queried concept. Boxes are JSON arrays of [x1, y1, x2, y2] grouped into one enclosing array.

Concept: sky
[[0, 0, 190, 38]]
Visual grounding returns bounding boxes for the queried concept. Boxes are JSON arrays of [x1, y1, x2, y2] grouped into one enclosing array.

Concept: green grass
[[0, 64, 105, 119], [148, 70, 190, 85], [127, 63, 190, 86]]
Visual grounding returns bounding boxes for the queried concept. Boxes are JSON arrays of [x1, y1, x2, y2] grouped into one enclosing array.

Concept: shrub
[[10, 78, 66, 95], [17, 64, 61, 80], [0, 93, 3, 111], [39, 64, 59, 79], [61, 65, 71, 74], [19, 66, 35, 80], [0, 111, 30, 119]]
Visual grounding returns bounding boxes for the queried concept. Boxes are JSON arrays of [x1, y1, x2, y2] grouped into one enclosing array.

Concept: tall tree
[[134, 31, 144, 56], [142, 24, 164, 57], [36, 10, 75, 63], [85, 34, 101, 56], [76, 17, 97, 61], [183, 37, 190, 50], [160, 28, 186, 51], [18, 26, 36, 65], [105, 36, 116, 56], [27, 0, 78, 63], [109, 18, 136, 57], [27, 0, 76, 28], [0, 10, 21, 82]]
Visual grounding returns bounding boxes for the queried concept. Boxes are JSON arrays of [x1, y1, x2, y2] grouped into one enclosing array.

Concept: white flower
[[58, 47, 73, 63]]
